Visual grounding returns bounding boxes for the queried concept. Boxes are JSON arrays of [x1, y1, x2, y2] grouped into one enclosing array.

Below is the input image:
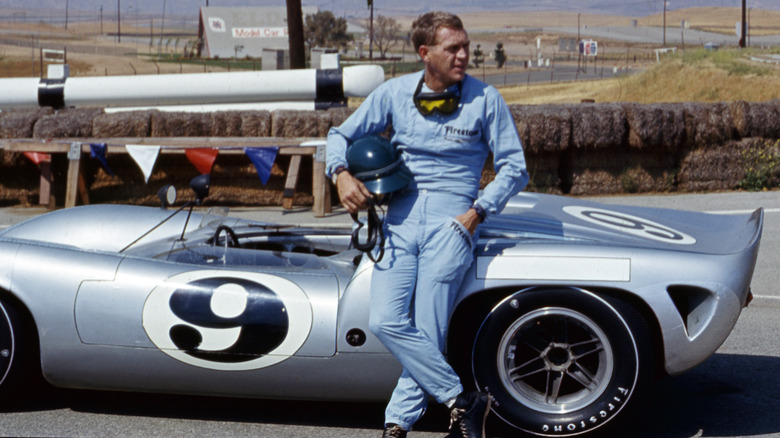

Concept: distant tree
[[304, 11, 353, 50], [365, 15, 401, 59]]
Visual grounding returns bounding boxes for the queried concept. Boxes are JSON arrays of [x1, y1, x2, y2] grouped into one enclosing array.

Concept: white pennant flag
[[126, 144, 161, 183]]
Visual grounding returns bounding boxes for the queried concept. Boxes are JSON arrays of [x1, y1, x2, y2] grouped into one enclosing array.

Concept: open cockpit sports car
[[0, 176, 763, 437]]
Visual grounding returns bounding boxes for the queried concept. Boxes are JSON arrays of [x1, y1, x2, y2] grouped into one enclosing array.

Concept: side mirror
[[157, 184, 177, 209], [190, 174, 210, 205]]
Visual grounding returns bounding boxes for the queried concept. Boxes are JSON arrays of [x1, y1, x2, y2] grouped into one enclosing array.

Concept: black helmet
[[346, 135, 412, 195]]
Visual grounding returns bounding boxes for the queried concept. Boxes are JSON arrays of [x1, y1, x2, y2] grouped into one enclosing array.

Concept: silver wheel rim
[[497, 306, 614, 414], [0, 305, 14, 386]]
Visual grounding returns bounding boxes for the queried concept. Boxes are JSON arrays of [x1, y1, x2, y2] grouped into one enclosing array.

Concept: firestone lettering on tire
[[143, 270, 312, 371], [540, 387, 630, 434]]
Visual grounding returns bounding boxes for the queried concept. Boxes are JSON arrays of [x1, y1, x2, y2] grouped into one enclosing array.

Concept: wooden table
[[0, 137, 332, 217]]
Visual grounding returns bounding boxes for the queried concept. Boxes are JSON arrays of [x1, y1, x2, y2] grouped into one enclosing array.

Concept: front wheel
[[0, 296, 38, 405], [471, 288, 653, 437]]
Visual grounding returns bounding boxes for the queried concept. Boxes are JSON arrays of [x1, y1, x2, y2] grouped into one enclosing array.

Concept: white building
[[197, 6, 318, 59]]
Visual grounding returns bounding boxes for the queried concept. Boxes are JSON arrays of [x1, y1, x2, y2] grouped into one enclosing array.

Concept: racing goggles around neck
[[413, 76, 462, 116]]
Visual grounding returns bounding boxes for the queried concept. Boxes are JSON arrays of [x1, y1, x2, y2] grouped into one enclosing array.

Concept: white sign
[[233, 27, 288, 39]]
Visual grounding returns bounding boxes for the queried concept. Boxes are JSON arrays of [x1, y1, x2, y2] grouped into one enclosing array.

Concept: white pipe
[[0, 65, 385, 110], [103, 101, 316, 113], [0, 78, 42, 109]]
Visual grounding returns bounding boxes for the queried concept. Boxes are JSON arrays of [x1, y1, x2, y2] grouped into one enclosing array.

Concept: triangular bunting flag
[[185, 148, 219, 175], [89, 143, 114, 176], [23, 151, 51, 166], [126, 144, 161, 183], [244, 147, 279, 185]]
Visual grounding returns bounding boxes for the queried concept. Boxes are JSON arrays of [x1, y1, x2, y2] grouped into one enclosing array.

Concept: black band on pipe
[[38, 78, 66, 109], [315, 69, 344, 102]]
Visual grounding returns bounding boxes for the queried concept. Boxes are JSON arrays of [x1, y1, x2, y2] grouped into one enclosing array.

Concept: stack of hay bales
[[1, 100, 779, 207]]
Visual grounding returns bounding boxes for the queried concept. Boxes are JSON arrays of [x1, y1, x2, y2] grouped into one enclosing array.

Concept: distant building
[[197, 6, 318, 59]]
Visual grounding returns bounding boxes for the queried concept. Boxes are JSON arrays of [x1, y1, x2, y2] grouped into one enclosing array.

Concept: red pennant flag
[[23, 152, 51, 166], [185, 148, 219, 175]]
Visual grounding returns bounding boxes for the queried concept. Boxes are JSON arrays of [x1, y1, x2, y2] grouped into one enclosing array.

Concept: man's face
[[419, 27, 470, 90]]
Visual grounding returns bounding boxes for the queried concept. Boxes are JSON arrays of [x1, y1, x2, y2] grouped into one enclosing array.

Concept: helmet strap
[[350, 198, 385, 263]]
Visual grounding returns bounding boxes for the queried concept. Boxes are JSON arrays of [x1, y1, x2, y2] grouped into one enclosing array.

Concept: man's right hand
[[335, 171, 372, 215]]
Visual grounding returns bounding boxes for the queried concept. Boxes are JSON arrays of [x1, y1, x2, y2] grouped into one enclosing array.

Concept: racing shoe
[[448, 391, 492, 438], [382, 423, 407, 438]]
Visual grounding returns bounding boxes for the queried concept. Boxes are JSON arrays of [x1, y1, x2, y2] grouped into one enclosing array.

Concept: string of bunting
[[23, 142, 281, 185]]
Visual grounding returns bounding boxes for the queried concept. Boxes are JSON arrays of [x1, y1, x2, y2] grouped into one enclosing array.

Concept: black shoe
[[382, 423, 407, 438], [448, 391, 492, 438]]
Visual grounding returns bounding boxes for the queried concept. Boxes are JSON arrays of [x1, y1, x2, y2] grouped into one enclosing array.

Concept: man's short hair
[[411, 11, 464, 51]]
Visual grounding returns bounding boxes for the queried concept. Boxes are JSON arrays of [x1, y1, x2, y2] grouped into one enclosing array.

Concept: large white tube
[[0, 78, 42, 109], [0, 65, 385, 110], [103, 101, 316, 113]]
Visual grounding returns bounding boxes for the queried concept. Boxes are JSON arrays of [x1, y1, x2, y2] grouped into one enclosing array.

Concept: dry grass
[[637, 7, 780, 37], [500, 48, 780, 105]]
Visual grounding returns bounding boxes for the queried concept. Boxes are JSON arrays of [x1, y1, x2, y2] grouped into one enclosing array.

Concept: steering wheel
[[211, 225, 240, 247]]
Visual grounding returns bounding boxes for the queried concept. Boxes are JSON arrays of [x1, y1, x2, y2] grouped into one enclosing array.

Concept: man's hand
[[335, 171, 372, 214], [456, 208, 481, 236]]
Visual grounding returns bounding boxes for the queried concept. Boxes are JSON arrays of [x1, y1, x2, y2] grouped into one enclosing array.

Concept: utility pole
[[740, 0, 747, 48], [368, 0, 374, 60], [117, 0, 121, 43], [286, 0, 306, 69], [65, 0, 69, 30], [663, 0, 667, 47]]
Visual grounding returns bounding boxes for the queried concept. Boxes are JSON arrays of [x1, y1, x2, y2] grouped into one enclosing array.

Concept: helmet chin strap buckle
[[350, 197, 385, 263]]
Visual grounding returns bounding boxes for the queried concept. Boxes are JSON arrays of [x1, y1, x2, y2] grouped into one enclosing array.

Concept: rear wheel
[[471, 288, 653, 437]]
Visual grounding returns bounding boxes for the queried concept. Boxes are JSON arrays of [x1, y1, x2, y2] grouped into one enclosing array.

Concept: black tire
[[471, 288, 653, 437], [0, 296, 38, 405]]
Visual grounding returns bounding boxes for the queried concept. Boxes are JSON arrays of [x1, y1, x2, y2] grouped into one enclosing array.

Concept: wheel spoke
[[521, 331, 551, 353], [545, 370, 564, 404], [509, 356, 547, 381], [571, 338, 604, 360], [567, 361, 600, 391]]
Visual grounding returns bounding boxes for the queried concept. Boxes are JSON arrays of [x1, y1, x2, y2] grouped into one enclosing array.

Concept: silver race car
[[0, 177, 763, 437]]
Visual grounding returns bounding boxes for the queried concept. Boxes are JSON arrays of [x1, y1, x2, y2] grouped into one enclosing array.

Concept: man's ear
[[418, 45, 429, 62]]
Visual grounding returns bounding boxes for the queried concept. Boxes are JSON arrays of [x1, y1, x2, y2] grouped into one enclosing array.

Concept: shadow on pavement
[[6, 353, 780, 437]]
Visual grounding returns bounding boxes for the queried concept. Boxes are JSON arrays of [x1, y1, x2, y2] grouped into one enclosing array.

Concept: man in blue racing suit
[[326, 11, 529, 438]]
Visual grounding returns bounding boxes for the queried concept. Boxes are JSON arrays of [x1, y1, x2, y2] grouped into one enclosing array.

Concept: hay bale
[[567, 150, 675, 195], [623, 103, 686, 150], [240, 111, 272, 137], [0, 108, 54, 138], [510, 104, 571, 153], [730, 101, 752, 138], [525, 152, 562, 194], [151, 112, 210, 137], [327, 107, 356, 130], [740, 100, 780, 139], [570, 103, 627, 150], [271, 110, 331, 137], [32, 107, 103, 139], [210, 111, 244, 137], [93, 110, 154, 137], [682, 102, 736, 148], [677, 140, 744, 191]]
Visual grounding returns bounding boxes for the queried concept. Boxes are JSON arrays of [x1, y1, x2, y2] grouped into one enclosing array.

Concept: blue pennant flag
[[89, 143, 114, 176], [244, 147, 279, 185]]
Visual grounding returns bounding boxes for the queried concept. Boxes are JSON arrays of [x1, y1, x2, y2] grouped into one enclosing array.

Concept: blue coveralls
[[326, 71, 529, 431]]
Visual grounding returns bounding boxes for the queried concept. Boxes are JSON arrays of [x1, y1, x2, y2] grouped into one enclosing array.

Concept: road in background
[[0, 191, 779, 438]]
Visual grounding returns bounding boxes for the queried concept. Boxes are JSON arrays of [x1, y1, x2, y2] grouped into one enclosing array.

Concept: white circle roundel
[[563, 205, 696, 245], [143, 270, 312, 371]]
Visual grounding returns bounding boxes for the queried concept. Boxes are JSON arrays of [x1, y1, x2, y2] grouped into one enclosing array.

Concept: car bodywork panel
[[0, 192, 763, 400]]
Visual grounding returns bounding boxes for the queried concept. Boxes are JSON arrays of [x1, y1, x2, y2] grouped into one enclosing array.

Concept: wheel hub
[[541, 343, 573, 370]]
